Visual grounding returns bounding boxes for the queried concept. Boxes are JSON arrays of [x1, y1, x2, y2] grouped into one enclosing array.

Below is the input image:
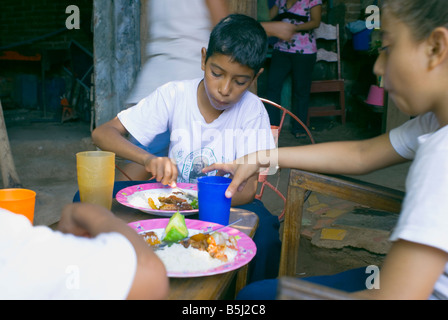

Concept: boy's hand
[[144, 156, 178, 187]]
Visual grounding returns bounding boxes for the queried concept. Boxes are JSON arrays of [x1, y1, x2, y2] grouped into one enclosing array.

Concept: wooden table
[[54, 199, 259, 300]]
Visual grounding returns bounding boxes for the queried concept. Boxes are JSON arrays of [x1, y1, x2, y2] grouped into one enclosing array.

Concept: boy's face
[[201, 48, 261, 112]]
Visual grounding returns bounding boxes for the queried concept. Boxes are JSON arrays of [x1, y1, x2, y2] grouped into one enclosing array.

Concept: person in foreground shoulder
[[0, 203, 169, 300], [205, 0, 448, 300]]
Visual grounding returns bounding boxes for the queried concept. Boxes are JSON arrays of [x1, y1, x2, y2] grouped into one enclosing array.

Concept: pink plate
[[129, 219, 257, 278], [116, 182, 198, 217]]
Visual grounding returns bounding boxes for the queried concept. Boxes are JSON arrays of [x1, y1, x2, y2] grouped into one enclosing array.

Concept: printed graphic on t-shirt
[[180, 148, 217, 183]]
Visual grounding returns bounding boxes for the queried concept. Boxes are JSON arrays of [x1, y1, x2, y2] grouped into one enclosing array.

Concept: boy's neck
[[197, 80, 224, 124]]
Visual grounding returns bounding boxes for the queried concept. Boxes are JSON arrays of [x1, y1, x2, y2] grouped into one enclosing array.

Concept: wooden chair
[[256, 98, 315, 220], [277, 277, 359, 300], [307, 22, 346, 126], [279, 169, 404, 277]]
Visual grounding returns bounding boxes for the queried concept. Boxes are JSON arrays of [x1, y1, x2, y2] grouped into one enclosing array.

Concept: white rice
[[151, 229, 238, 274]]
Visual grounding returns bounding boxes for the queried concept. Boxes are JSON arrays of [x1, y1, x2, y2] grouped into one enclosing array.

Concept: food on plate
[[142, 231, 161, 246], [181, 231, 238, 262], [139, 214, 239, 271], [162, 211, 189, 242], [147, 191, 198, 211], [155, 235, 239, 274]]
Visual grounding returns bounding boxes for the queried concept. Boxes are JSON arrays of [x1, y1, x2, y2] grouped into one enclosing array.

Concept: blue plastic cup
[[197, 176, 232, 225]]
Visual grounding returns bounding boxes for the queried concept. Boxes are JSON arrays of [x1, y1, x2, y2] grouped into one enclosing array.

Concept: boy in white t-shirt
[[0, 203, 168, 299], [92, 14, 281, 282]]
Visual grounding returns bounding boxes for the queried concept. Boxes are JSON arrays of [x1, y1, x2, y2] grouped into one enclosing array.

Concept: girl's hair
[[206, 14, 268, 75], [383, 0, 448, 42]]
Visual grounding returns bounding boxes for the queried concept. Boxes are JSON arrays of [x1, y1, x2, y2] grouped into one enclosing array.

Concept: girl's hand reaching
[[203, 151, 272, 198]]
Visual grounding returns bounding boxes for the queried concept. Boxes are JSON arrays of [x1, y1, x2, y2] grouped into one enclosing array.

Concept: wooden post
[[0, 100, 22, 188], [227, 0, 257, 17], [227, 0, 258, 94]]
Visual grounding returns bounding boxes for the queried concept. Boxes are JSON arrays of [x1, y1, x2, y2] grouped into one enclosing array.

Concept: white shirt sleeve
[[389, 113, 439, 160], [390, 125, 448, 254], [0, 209, 137, 300]]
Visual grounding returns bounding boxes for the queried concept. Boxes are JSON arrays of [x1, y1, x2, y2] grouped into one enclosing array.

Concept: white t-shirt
[[0, 209, 137, 300], [126, 0, 213, 104], [389, 112, 448, 299], [118, 78, 276, 184]]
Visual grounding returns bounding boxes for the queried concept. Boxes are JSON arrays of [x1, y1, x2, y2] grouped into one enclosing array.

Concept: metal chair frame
[[256, 98, 315, 220]]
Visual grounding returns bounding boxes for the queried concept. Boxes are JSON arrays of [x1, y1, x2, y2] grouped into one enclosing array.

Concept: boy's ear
[[248, 68, 264, 93], [427, 27, 448, 70], [253, 68, 264, 81], [201, 47, 207, 71]]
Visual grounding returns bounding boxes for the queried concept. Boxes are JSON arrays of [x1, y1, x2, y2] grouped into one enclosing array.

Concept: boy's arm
[[92, 117, 178, 185], [58, 203, 169, 300], [92, 117, 153, 167]]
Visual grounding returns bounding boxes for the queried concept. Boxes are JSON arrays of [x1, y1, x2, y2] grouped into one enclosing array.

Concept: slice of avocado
[[163, 211, 188, 242]]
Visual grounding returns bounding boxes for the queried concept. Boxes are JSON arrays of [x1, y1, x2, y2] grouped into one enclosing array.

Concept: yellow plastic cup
[[0, 188, 36, 224], [76, 151, 115, 210]]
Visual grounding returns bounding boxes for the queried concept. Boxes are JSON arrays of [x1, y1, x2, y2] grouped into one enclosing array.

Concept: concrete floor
[[3, 121, 94, 226], [2, 117, 410, 277]]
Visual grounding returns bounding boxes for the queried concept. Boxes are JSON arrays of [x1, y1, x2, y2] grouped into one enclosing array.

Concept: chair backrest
[[260, 98, 315, 144], [256, 98, 315, 220], [314, 22, 341, 79]]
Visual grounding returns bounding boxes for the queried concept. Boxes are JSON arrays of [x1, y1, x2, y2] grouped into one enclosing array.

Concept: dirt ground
[[3, 115, 406, 280]]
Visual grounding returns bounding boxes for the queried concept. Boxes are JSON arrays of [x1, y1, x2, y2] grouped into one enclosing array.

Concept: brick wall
[[335, 0, 362, 21], [0, 0, 93, 51]]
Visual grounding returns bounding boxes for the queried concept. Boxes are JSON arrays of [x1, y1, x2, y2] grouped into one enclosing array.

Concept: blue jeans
[[265, 50, 316, 134], [236, 266, 371, 300], [236, 200, 281, 283]]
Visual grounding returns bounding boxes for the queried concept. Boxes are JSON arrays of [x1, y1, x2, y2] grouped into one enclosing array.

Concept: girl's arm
[[269, 3, 279, 19], [261, 4, 322, 42], [230, 175, 258, 206], [294, 4, 321, 32], [277, 133, 404, 176], [205, 0, 230, 26], [205, 133, 408, 198], [359, 240, 448, 299]]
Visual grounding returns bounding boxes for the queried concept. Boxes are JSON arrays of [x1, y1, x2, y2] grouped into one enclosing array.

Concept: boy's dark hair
[[206, 14, 268, 75]]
